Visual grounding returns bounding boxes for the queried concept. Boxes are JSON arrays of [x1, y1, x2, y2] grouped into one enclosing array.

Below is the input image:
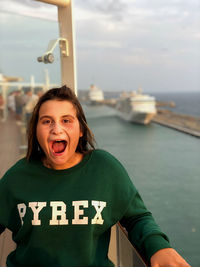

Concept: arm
[[120, 190, 171, 262], [150, 248, 191, 267], [120, 191, 190, 266], [101, 151, 190, 266], [0, 174, 11, 234]]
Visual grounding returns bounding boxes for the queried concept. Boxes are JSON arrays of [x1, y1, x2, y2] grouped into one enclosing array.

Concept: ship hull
[[116, 90, 157, 125], [117, 110, 156, 125]]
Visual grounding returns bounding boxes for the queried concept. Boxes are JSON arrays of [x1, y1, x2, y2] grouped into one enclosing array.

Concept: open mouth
[[52, 140, 67, 154]]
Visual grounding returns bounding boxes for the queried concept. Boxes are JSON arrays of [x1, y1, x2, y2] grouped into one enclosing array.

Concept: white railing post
[[57, 1, 77, 94], [34, 0, 77, 94]]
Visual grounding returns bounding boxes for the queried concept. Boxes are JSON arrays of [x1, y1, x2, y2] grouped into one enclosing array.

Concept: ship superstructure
[[116, 88, 157, 124], [88, 84, 104, 104]]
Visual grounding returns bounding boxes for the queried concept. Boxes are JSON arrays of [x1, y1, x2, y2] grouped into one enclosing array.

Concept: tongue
[[53, 142, 66, 153]]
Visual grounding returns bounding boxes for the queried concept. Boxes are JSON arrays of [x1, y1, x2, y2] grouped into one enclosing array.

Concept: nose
[[51, 122, 64, 135]]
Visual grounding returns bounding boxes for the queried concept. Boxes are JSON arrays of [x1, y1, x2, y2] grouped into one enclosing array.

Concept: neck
[[42, 153, 84, 170]]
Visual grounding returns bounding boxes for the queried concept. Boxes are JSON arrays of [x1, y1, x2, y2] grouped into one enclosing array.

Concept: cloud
[[0, 0, 57, 21], [76, 0, 127, 21], [15, 0, 43, 8], [0, 0, 127, 21]]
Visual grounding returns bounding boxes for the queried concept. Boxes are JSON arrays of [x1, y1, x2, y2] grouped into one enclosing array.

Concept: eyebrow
[[39, 114, 76, 121]]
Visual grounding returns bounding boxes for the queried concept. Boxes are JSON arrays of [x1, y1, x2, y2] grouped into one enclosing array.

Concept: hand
[[150, 248, 191, 267]]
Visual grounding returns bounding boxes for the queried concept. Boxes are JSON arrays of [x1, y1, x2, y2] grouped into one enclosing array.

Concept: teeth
[[54, 140, 67, 143]]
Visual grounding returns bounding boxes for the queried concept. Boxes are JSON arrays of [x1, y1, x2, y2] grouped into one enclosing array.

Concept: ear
[[79, 130, 83, 138], [79, 124, 84, 138]]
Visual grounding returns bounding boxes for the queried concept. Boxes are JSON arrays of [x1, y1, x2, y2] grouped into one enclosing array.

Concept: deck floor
[[0, 114, 23, 266]]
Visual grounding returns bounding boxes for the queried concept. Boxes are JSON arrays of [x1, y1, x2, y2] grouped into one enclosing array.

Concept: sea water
[[83, 104, 200, 267], [153, 92, 200, 117]]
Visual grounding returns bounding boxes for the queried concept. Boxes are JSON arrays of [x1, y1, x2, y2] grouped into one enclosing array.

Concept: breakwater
[[152, 109, 200, 138]]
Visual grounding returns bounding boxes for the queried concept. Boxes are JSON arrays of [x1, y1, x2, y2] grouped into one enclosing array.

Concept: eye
[[42, 119, 51, 125], [62, 119, 70, 124]]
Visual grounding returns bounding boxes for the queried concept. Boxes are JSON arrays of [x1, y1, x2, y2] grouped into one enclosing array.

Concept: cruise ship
[[116, 88, 157, 125], [88, 84, 104, 104]]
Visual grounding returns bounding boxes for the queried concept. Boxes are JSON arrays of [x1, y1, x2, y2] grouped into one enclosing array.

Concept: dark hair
[[26, 85, 95, 160]]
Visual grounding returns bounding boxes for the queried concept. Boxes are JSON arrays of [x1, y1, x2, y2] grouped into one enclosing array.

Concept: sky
[[0, 0, 200, 93]]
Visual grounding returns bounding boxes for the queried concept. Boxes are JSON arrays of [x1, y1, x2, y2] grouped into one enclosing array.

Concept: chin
[[51, 157, 72, 169]]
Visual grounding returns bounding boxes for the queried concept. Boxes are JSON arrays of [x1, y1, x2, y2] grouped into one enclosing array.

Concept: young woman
[[0, 86, 190, 267]]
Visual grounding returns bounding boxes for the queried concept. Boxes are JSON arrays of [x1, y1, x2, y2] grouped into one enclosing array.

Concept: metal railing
[[0, 224, 148, 267], [109, 224, 148, 267]]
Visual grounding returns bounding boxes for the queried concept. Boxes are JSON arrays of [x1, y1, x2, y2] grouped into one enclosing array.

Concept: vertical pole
[[57, 0, 77, 94], [1, 85, 7, 122], [108, 225, 118, 266], [44, 69, 50, 91], [30, 75, 35, 93]]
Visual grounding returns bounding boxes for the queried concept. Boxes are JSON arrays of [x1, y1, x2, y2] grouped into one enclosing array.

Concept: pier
[[152, 109, 200, 138]]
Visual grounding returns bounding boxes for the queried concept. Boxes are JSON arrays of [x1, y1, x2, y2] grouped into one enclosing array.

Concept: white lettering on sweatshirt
[[17, 200, 107, 226]]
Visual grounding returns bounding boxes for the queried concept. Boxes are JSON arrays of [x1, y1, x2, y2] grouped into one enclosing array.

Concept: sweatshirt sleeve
[[96, 149, 171, 262], [0, 174, 11, 233], [120, 189, 171, 262], [0, 224, 5, 234]]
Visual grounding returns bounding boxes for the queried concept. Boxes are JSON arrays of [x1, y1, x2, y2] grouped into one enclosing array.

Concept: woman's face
[[36, 100, 83, 170]]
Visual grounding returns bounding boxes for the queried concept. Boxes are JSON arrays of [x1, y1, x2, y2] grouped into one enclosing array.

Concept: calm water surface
[[84, 104, 200, 267]]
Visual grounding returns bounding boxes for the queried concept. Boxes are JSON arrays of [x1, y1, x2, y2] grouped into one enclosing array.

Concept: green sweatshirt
[[0, 149, 170, 266]]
